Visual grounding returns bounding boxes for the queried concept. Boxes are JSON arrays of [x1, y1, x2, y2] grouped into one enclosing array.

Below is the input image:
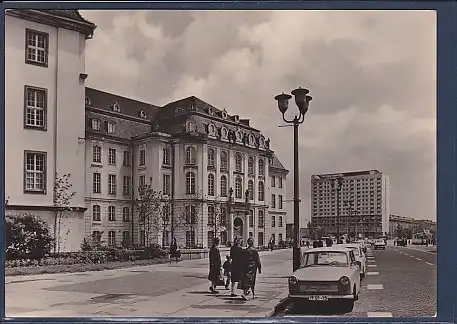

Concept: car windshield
[[301, 251, 349, 268]]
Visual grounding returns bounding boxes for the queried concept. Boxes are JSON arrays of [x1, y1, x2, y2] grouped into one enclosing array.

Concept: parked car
[[395, 238, 407, 247], [288, 247, 361, 312], [374, 239, 386, 250], [340, 243, 367, 278]]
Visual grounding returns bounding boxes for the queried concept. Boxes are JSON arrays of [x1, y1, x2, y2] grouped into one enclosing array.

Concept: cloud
[[81, 10, 436, 224]]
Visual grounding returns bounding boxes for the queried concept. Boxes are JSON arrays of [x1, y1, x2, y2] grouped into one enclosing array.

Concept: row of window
[[206, 148, 266, 176], [92, 205, 131, 222], [270, 194, 284, 209], [92, 230, 130, 247], [92, 146, 172, 168]]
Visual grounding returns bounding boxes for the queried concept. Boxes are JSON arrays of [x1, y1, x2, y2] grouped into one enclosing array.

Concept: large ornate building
[[5, 9, 288, 251], [85, 88, 289, 249]]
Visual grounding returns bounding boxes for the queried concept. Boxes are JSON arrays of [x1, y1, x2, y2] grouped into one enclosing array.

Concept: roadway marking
[[404, 254, 409, 256], [367, 272, 379, 276], [367, 260, 376, 263], [367, 265, 377, 268], [425, 262, 434, 266], [416, 258, 422, 261], [367, 284, 384, 290], [410, 255, 415, 258], [399, 246, 437, 255], [367, 312, 393, 317]]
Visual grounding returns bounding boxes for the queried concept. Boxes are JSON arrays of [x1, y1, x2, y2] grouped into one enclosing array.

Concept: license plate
[[308, 296, 328, 301]]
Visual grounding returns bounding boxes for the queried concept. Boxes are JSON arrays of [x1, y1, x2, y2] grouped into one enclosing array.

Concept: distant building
[[388, 215, 436, 238], [310, 170, 390, 239]]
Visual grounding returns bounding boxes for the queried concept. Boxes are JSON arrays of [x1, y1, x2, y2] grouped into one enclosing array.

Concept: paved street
[[6, 249, 293, 318], [276, 244, 436, 318]]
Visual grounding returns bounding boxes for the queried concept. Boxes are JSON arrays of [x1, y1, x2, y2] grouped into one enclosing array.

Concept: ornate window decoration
[[139, 110, 147, 119], [220, 126, 229, 141], [220, 151, 228, 171], [207, 123, 217, 138], [248, 156, 255, 176], [85, 97, 91, 106], [233, 115, 240, 123], [207, 148, 215, 168], [235, 129, 243, 143], [258, 136, 266, 150], [221, 109, 228, 119], [258, 159, 265, 176], [208, 107, 214, 116], [186, 120, 196, 132], [248, 134, 256, 147]]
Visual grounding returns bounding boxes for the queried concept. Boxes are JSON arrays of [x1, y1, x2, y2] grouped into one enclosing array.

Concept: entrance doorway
[[233, 217, 244, 241]]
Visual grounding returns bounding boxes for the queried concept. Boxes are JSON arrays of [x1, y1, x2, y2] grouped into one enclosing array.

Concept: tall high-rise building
[[310, 170, 390, 239]]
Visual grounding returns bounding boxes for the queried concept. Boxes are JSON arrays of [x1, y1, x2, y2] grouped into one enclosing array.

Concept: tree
[[135, 184, 163, 247], [6, 213, 54, 260], [207, 196, 227, 240], [160, 198, 173, 248], [174, 191, 204, 248], [307, 221, 316, 240], [53, 173, 76, 253]]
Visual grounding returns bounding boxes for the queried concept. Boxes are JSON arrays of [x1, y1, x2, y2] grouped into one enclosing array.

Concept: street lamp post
[[331, 177, 344, 243], [274, 87, 312, 272]]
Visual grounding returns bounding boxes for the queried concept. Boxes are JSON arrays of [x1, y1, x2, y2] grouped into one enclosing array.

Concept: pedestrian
[[208, 237, 221, 293], [306, 241, 310, 249], [326, 237, 333, 247], [312, 240, 318, 248], [269, 236, 274, 252], [317, 240, 324, 248], [222, 255, 231, 290], [239, 237, 262, 301], [230, 237, 243, 297], [169, 237, 178, 263]]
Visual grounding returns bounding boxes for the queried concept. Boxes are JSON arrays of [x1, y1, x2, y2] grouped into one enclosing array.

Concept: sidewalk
[[6, 248, 293, 318]]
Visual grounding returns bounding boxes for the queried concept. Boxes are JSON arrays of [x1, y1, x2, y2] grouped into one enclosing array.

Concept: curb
[[264, 292, 290, 317]]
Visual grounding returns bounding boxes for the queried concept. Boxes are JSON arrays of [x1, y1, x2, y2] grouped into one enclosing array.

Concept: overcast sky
[[81, 10, 436, 225]]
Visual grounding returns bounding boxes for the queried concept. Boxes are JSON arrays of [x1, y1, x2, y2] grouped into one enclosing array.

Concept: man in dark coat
[[229, 236, 243, 297], [208, 237, 221, 293], [240, 237, 261, 301]]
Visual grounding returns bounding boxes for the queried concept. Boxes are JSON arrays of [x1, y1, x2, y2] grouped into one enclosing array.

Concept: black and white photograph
[[4, 9, 436, 318]]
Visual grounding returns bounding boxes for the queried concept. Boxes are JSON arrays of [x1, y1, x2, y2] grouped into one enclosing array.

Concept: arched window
[[248, 180, 254, 201], [186, 172, 196, 194], [271, 216, 276, 227], [207, 148, 215, 168], [235, 177, 243, 198], [208, 205, 215, 225], [220, 175, 227, 197], [258, 159, 265, 176], [258, 181, 265, 201], [186, 146, 196, 165], [208, 174, 215, 196], [220, 151, 228, 171], [248, 156, 254, 175], [235, 152, 243, 173]]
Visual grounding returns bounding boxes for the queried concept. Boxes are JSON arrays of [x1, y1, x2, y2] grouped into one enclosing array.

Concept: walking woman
[[229, 237, 243, 297], [169, 237, 178, 263], [240, 237, 262, 300], [208, 237, 221, 293]]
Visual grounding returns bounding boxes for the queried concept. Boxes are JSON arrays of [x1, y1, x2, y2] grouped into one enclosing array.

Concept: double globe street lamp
[[274, 87, 312, 272]]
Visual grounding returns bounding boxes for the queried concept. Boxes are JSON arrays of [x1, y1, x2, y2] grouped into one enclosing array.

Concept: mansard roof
[[85, 87, 160, 121], [6, 9, 97, 38], [269, 153, 289, 174]]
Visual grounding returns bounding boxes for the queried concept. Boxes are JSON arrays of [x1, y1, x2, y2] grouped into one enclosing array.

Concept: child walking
[[222, 255, 232, 290]]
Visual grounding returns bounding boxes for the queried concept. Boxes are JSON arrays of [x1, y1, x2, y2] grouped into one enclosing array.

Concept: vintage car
[[288, 247, 361, 312], [374, 239, 386, 250], [339, 243, 367, 278]]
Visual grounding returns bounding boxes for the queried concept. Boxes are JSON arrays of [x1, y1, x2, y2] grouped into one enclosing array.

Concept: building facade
[[5, 9, 96, 252], [310, 170, 390, 239], [84, 92, 289, 249], [389, 215, 436, 239]]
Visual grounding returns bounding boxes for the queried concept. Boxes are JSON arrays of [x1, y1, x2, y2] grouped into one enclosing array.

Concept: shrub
[[5, 213, 55, 261]]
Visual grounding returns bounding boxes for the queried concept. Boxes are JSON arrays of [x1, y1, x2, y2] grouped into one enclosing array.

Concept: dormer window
[[249, 134, 255, 146], [208, 123, 216, 137], [111, 103, 120, 112], [208, 107, 214, 116], [186, 120, 196, 132], [235, 130, 243, 143], [220, 126, 229, 140], [259, 136, 265, 149], [221, 109, 228, 119], [233, 115, 240, 123], [139, 110, 147, 119], [85, 97, 91, 107]]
